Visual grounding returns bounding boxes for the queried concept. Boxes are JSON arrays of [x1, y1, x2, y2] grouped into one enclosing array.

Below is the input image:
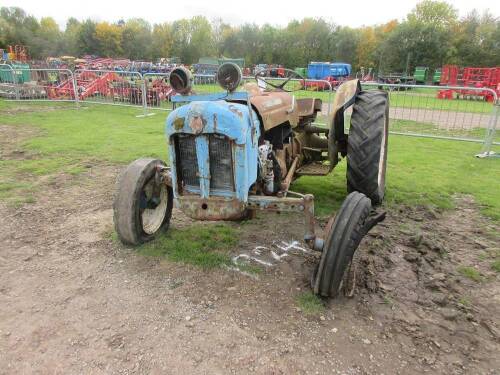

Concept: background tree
[[187, 16, 215, 63], [76, 19, 99, 55], [95, 22, 122, 57], [121, 19, 152, 60], [63, 18, 81, 56], [380, 1, 458, 73], [35, 17, 62, 58], [151, 23, 173, 60]]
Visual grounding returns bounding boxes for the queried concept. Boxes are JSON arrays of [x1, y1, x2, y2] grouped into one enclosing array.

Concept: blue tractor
[[113, 64, 389, 298]]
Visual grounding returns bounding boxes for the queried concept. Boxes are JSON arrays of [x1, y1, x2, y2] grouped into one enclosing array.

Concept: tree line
[[1, 1, 499, 73]]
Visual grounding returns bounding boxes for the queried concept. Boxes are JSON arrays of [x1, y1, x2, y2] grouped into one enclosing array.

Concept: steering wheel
[[254, 68, 305, 92]]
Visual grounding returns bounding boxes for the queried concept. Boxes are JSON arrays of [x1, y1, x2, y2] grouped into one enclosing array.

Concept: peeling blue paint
[[165, 96, 261, 203]]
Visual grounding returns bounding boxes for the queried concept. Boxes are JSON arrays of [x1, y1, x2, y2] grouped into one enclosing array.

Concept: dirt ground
[[1, 126, 499, 375]]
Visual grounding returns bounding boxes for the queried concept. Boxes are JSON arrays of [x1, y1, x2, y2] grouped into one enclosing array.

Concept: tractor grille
[[208, 134, 234, 191], [174, 133, 234, 194], [176, 134, 199, 189]]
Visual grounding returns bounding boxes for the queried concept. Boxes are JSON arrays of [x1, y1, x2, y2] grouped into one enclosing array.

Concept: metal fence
[[143, 72, 173, 111], [73, 69, 145, 111], [361, 82, 499, 157], [0, 64, 17, 99], [0, 65, 78, 102], [0, 67, 498, 157]]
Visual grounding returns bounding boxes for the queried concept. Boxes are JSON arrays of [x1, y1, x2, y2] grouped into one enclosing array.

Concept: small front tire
[[312, 191, 372, 298], [113, 158, 173, 245]]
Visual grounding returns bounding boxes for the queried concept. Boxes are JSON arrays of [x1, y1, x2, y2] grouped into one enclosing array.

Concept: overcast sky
[[4, 0, 499, 29]]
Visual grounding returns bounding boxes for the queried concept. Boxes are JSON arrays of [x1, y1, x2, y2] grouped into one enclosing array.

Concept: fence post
[[141, 74, 148, 116], [326, 81, 332, 117], [71, 70, 79, 109], [478, 100, 499, 158], [12, 67, 20, 100]]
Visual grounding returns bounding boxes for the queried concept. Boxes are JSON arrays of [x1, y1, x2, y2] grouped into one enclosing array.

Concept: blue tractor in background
[[113, 63, 389, 298]]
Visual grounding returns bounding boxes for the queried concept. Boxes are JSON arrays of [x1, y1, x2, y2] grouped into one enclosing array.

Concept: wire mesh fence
[[74, 69, 144, 108], [143, 73, 174, 111], [0, 66, 77, 102], [0, 64, 17, 99], [362, 83, 497, 139], [361, 83, 499, 157]]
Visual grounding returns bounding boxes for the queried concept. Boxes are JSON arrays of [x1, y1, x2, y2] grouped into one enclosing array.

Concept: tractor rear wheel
[[347, 90, 389, 205], [113, 158, 173, 245], [312, 191, 372, 298]]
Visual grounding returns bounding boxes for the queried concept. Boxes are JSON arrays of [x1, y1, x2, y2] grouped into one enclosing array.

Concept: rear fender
[[328, 79, 361, 170]]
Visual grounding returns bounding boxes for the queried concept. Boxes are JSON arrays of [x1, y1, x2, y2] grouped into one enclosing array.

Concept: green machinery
[[0, 63, 30, 84], [413, 66, 429, 84], [432, 68, 442, 85], [294, 67, 307, 77]]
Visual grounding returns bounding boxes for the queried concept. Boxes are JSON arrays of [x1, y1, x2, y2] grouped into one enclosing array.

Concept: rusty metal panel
[[250, 91, 299, 130], [177, 196, 246, 220]]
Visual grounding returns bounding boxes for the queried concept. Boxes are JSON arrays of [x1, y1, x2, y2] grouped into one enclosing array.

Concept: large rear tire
[[312, 192, 372, 298], [347, 90, 389, 205], [113, 158, 173, 245]]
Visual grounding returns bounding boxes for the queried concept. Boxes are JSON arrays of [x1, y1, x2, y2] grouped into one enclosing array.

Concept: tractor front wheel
[[113, 158, 173, 245], [312, 191, 372, 298], [347, 90, 389, 205]]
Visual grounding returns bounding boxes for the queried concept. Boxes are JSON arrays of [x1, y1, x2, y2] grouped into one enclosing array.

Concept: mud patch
[[352, 197, 500, 373], [0, 124, 42, 160]]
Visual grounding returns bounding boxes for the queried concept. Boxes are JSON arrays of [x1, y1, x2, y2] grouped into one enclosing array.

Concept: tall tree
[[121, 19, 152, 60], [63, 18, 81, 56], [77, 19, 99, 55], [95, 22, 122, 57], [35, 17, 62, 57], [151, 22, 173, 59]]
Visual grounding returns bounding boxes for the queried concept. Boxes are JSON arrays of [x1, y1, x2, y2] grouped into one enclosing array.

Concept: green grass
[[138, 224, 238, 268], [296, 291, 325, 315], [0, 100, 168, 204], [390, 119, 486, 139], [491, 260, 500, 273], [458, 296, 471, 307], [386, 91, 492, 114], [0, 100, 499, 220], [457, 266, 483, 282], [292, 136, 500, 220], [0, 101, 167, 163]]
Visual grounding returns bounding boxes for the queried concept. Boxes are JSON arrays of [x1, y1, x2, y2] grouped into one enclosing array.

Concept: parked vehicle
[[113, 64, 388, 298]]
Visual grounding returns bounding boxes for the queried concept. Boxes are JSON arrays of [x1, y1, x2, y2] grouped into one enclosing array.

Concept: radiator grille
[[174, 133, 234, 194], [209, 134, 234, 191], [176, 134, 199, 189]]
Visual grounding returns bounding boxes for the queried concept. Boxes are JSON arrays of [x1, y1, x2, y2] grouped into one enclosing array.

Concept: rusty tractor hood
[[249, 91, 299, 131]]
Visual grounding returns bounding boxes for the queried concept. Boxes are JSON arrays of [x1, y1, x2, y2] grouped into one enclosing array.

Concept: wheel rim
[[141, 179, 168, 235]]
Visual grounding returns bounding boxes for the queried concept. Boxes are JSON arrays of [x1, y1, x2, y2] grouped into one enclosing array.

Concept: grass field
[[0, 100, 499, 220]]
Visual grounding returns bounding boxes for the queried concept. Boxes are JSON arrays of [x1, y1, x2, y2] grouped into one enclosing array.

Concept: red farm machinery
[[438, 65, 500, 102], [46, 71, 174, 105]]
